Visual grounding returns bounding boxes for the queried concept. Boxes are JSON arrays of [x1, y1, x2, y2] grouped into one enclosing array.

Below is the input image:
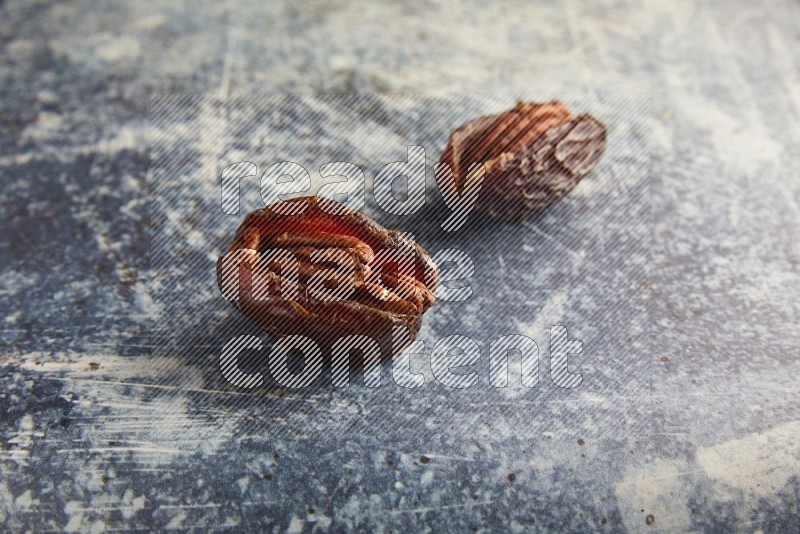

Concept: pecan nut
[[440, 100, 607, 221], [217, 196, 438, 352]]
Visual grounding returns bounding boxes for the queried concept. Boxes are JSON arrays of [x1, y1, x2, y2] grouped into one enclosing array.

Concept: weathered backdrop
[[1, 0, 799, 532]]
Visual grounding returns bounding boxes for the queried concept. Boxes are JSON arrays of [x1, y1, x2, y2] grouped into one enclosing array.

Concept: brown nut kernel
[[440, 100, 607, 221], [216, 196, 438, 352]]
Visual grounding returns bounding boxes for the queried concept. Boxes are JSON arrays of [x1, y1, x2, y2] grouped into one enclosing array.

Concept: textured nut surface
[[440, 101, 607, 221], [217, 196, 438, 351]]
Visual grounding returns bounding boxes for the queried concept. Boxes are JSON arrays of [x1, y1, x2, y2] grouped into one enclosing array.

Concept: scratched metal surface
[[1, 1, 799, 532]]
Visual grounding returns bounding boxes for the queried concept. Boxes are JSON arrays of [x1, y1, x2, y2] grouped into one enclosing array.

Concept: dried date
[[440, 100, 606, 221], [216, 196, 438, 352]]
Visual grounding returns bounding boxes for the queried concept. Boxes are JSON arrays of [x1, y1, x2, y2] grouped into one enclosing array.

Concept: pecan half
[[440, 100, 606, 221], [217, 196, 438, 352]]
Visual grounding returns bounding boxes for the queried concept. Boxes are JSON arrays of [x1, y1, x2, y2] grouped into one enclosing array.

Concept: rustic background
[[1, 0, 799, 532]]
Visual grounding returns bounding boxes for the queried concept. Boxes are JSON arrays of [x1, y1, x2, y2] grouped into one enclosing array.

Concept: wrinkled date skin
[[217, 196, 438, 353], [440, 100, 607, 221]]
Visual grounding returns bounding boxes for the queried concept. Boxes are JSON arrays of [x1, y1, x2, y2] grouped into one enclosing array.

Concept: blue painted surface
[[1, 1, 799, 531]]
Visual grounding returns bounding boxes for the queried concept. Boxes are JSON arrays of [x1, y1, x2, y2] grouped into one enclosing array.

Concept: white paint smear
[[697, 420, 800, 500]]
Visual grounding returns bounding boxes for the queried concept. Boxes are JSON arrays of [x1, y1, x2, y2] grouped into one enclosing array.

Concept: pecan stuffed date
[[440, 100, 606, 221], [217, 196, 438, 352]]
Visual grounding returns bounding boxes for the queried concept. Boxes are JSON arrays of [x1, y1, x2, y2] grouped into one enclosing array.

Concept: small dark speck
[[507, 473, 516, 483], [660, 356, 669, 363], [600, 517, 608, 525], [102, 476, 110, 484], [577, 438, 585, 446], [386, 458, 394, 467], [419, 455, 430, 464], [97, 261, 113, 275], [263, 473, 272, 481], [53, 417, 70, 429], [273, 452, 280, 460], [89, 362, 100, 370], [646, 514, 655, 525], [108, 440, 121, 447], [308, 507, 315, 515]]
